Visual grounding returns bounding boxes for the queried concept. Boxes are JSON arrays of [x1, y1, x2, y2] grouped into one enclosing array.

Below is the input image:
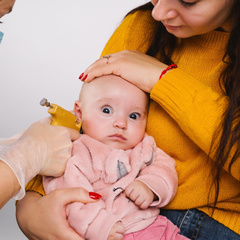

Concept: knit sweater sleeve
[[152, 68, 240, 180]]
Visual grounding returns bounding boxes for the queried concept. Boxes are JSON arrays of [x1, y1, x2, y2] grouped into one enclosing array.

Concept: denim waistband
[[160, 208, 240, 240]]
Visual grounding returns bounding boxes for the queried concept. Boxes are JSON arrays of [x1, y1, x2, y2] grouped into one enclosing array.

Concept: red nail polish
[[89, 192, 102, 200], [82, 74, 88, 81], [79, 73, 84, 79]]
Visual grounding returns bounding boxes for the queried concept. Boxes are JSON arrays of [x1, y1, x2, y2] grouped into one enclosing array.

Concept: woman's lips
[[163, 23, 181, 31]]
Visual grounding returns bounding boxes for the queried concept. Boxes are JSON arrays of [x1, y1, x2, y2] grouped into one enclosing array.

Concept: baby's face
[[76, 75, 148, 150]]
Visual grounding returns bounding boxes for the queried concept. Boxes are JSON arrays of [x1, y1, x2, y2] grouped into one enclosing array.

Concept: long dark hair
[[128, 2, 240, 208]]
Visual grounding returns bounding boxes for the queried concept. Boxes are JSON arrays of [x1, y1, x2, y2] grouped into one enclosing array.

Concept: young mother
[[17, 1, 240, 239]]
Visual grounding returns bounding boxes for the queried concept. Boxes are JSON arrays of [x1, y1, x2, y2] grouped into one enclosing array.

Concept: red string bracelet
[[159, 64, 178, 80]]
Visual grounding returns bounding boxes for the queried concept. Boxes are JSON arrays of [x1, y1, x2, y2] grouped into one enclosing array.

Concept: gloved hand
[[0, 118, 80, 200], [0, 131, 24, 145]]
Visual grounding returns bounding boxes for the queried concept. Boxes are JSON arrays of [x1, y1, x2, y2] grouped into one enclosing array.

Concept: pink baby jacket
[[43, 134, 178, 240]]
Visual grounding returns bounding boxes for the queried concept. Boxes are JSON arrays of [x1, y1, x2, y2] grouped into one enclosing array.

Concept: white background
[[0, 0, 148, 239]]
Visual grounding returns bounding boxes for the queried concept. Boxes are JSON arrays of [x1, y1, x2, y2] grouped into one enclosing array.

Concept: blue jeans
[[160, 209, 240, 240]]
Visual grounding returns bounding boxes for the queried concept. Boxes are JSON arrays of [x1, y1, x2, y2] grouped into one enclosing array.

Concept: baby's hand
[[107, 221, 125, 240], [125, 180, 154, 209]]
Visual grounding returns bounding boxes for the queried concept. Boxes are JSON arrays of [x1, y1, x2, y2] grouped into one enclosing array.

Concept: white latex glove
[[0, 131, 24, 145], [0, 118, 80, 200]]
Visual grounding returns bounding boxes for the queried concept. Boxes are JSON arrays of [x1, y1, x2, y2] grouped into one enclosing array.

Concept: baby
[[43, 75, 188, 240]]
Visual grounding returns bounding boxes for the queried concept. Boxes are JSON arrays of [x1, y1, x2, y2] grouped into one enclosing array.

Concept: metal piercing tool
[[40, 98, 81, 131]]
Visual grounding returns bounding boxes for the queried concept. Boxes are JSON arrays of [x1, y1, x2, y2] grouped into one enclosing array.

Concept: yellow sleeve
[[25, 175, 45, 196], [151, 68, 240, 180], [101, 9, 155, 57]]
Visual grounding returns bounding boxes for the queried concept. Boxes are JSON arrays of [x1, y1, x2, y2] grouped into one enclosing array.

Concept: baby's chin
[[105, 140, 132, 151]]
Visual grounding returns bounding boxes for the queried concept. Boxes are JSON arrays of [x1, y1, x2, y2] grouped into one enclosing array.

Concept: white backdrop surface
[[0, 0, 148, 239]]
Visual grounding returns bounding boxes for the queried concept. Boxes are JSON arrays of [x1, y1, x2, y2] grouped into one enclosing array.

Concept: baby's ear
[[73, 100, 82, 122]]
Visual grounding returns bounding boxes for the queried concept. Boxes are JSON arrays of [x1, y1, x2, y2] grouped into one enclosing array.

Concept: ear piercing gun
[[40, 98, 81, 131]]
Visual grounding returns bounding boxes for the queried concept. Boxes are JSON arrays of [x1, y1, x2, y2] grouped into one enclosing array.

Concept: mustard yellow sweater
[[26, 9, 240, 234]]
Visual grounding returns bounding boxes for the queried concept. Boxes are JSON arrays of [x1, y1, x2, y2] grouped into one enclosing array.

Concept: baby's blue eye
[[129, 113, 140, 120], [102, 107, 112, 114]]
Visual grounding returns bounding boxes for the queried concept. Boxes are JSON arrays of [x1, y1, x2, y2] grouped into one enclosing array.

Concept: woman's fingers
[[81, 54, 119, 81], [80, 50, 167, 93], [57, 187, 102, 205]]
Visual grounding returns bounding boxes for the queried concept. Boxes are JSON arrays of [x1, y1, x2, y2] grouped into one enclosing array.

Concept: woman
[[17, 0, 240, 239]]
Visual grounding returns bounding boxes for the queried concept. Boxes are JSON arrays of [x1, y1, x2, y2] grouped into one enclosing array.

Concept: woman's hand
[[81, 50, 168, 93], [16, 188, 100, 240]]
